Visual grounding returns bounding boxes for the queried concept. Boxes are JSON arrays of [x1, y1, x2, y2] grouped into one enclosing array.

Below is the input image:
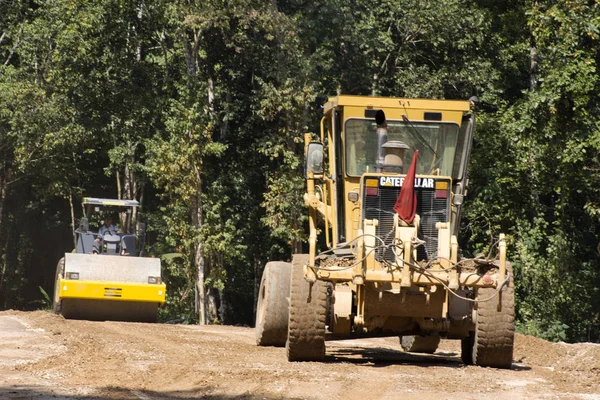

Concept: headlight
[[66, 272, 79, 280], [148, 276, 161, 284]]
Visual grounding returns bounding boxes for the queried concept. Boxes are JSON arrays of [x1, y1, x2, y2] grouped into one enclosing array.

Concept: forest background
[[1, 0, 599, 343]]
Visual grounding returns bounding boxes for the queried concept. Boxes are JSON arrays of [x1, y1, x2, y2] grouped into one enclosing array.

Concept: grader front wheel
[[462, 263, 515, 369], [255, 261, 292, 347], [286, 254, 327, 361]]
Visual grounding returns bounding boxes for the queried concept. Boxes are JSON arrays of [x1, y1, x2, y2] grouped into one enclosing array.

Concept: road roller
[[53, 197, 166, 322]]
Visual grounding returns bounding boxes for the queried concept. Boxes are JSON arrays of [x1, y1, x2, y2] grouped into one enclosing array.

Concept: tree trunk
[[217, 253, 228, 324], [0, 169, 11, 290], [69, 191, 76, 249], [372, 73, 378, 96], [530, 40, 538, 91], [122, 163, 129, 230], [253, 255, 261, 316], [219, 286, 227, 324], [192, 176, 206, 325], [0, 222, 11, 308], [184, 26, 207, 325], [528, 10, 540, 205], [208, 76, 215, 111], [0, 181, 5, 240], [136, 1, 144, 62], [207, 287, 219, 323], [220, 89, 230, 140], [291, 219, 303, 254], [124, 159, 131, 194], [122, 143, 137, 232], [136, 182, 145, 231], [0, 167, 12, 231], [116, 170, 122, 200], [195, 237, 206, 324], [530, 2, 538, 91]]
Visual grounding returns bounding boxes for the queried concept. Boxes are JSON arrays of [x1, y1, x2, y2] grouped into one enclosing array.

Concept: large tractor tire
[[52, 257, 65, 314], [462, 262, 515, 369], [255, 261, 293, 347], [400, 335, 440, 354], [286, 254, 327, 362]]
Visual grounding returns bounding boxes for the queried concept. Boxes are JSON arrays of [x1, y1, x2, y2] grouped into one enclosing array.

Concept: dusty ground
[[1, 310, 599, 400]]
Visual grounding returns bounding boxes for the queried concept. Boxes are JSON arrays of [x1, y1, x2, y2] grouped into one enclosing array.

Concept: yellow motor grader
[[255, 95, 515, 368]]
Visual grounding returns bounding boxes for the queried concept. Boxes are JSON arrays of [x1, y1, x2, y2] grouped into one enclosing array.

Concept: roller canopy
[[83, 197, 140, 207]]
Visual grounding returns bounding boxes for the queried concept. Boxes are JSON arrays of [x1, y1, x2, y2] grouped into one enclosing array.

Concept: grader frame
[[256, 95, 515, 368]]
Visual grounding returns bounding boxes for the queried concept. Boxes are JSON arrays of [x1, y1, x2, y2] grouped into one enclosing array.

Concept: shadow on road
[[325, 346, 530, 371], [326, 345, 463, 367], [0, 385, 305, 400]]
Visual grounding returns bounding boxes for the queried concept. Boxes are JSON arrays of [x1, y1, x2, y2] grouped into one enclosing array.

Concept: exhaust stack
[[375, 110, 387, 173]]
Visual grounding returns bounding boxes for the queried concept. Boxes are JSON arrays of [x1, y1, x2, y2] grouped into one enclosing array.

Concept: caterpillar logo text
[[379, 176, 434, 188]]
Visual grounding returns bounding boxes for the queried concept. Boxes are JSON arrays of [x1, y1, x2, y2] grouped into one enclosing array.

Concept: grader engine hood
[[362, 174, 452, 262]]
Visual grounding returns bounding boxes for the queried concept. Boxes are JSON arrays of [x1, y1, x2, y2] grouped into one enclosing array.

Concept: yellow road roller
[[53, 197, 165, 322]]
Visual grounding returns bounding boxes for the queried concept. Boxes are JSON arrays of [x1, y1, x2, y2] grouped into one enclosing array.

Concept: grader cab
[[255, 96, 514, 368]]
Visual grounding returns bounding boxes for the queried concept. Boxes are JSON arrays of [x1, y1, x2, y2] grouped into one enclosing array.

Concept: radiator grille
[[362, 177, 451, 262]]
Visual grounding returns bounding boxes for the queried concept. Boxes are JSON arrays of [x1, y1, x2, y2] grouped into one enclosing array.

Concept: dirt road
[[1, 310, 599, 399]]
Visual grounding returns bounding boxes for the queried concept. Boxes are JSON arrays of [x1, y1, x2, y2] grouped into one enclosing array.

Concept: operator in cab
[[98, 216, 119, 236], [93, 215, 124, 254]]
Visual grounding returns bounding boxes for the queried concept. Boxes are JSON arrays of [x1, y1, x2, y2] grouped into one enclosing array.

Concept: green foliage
[[1, 0, 599, 341], [462, 0, 600, 342], [517, 319, 570, 343], [158, 250, 197, 322], [38, 286, 51, 310]]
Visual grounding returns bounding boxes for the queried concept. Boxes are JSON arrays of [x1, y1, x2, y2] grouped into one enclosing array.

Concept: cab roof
[[83, 198, 140, 207], [323, 95, 471, 114]]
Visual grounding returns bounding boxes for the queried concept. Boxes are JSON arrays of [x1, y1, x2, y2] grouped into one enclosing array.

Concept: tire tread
[[472, 263, 515, 368], [286, 254, 327, 362], [255, 261, 292, 347]]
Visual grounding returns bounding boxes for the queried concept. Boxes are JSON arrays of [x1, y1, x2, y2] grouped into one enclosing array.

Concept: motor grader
[[53, 197, 166, 322], [255, 95, 515, 368]]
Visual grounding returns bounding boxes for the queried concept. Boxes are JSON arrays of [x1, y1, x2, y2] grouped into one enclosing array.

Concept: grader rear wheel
[[462, 262, 515, 369], [400, 335, 440, 354], [255, 261, 292, 347], [286, 254, 327, 362]]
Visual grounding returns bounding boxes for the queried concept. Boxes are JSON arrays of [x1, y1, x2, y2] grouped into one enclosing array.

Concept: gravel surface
[[1, 310, 599, 399]]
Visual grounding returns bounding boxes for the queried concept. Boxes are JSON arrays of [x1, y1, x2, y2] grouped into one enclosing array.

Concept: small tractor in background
[[53, 197, 165, 322], [255, 95, 515, 368]]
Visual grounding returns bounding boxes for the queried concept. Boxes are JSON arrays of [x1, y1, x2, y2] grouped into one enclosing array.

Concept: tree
[[464, 0, 600, 341]]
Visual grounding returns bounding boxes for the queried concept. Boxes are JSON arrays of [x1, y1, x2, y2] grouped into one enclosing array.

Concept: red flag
[[393, 150, 419, 224]]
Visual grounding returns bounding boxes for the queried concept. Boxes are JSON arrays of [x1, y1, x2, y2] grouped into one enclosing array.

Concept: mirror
[[453, 194, 464, 206], [306, 142, 324, 176]]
